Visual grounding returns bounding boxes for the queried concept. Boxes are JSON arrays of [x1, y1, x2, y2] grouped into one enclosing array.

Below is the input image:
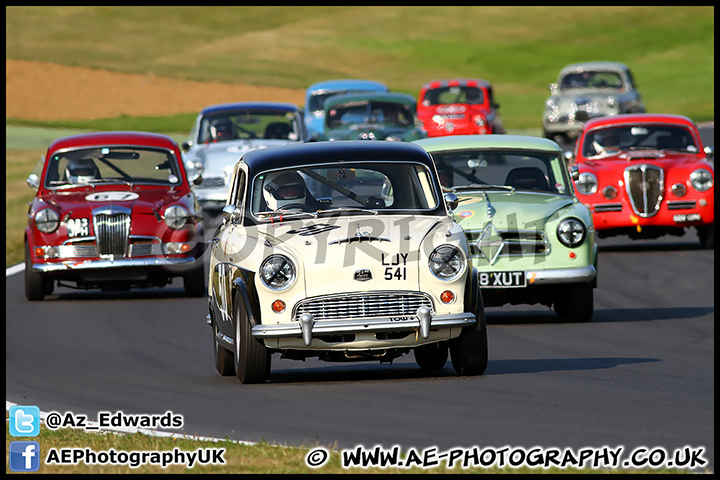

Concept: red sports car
[[24, 131, 206, 300], [417, 79, 505, 137], [570, 114, 714, 248]]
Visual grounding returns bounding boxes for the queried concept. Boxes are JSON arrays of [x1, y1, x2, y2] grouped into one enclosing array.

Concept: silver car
[[542, 61, 645, 143], [182, 102, 308, 216]]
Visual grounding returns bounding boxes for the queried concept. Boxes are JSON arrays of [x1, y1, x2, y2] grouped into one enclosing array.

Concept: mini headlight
[[557, 218, 587, 248], [689, 169, 713, 192], [429, 245, 465, 281], [35, 208, 60, 233], [260, 254, 296, 290], [575, 172, 598, 195], [164, 205, 189, 230]]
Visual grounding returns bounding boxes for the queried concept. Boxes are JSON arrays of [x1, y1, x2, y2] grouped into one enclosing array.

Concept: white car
[[542, 61, 646, 143], [207, 141, 488, 383], [182, 102, 308, 215]]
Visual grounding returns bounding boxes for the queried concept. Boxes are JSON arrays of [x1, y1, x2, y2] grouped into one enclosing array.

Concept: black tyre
[[233, 292, 270, 384], [697, 225, 714, 249], [212, 315, 235, 376], [554, 281, 594, 322], [414, 341, 448, 370], [25, 242, 52, 301], [183, 259, 206, 297], [450, 287, 488, 376]]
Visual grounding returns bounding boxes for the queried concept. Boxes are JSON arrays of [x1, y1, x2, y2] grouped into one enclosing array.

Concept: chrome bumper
[[526, 265, 596, 285], [252, 308, 476, 346], [33, 256, 198, 273]]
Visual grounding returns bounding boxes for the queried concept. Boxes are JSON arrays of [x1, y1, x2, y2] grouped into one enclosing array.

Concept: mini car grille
[[666, 200, 697, 210], [465, 230, 549, 257], [197, 176, 226, 189], [593, 203, 623, 213], [624, 165, 663, 217], [294, 292, 434, 321], [94, 213, 130, 257]]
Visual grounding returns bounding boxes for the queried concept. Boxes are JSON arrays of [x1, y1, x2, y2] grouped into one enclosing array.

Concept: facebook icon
[[9, 441, 41, 472]]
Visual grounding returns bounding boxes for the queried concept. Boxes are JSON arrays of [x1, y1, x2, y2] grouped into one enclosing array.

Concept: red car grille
[[624, 164, 663, 217], [94, 213, 130, 257]]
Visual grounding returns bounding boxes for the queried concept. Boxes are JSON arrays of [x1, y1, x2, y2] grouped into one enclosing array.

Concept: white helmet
[[262, 171, 306, 210], [65, 158, 100, 184]]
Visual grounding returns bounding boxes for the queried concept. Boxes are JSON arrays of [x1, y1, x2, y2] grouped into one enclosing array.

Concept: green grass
[[5, 6, 715, 128]]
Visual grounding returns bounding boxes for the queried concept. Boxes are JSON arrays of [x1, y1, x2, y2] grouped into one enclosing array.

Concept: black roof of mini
[[239, 140, 435, 174]]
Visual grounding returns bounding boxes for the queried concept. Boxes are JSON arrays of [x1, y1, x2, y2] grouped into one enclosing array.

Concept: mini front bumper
[[252, 308, 476, 346]]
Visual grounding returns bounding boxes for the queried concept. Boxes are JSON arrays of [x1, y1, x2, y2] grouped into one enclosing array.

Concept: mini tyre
[[233, 291, 270, 384], [449, 287, 488, 376]]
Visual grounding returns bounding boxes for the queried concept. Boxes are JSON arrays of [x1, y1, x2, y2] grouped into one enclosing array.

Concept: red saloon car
[[24, 131, 206, 300], [570, 114, 714, 248], [417, 79, 505, 137]]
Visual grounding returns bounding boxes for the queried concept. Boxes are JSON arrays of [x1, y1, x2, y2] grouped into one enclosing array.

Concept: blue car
[[304, 79, 389, 139]]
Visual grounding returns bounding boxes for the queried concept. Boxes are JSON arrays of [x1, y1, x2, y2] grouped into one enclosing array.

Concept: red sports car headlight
[[473, 115, 486, 127]]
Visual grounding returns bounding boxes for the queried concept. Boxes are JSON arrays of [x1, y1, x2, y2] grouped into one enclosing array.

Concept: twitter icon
[[9, 405, 41, 437]]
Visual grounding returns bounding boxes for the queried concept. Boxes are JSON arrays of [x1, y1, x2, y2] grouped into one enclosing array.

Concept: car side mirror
[[182, 141, 193, 152], [192, 173, 203, 186], [444, 192, 459, 211], [26, 173, 39, 190], [569, 165, 579, 181], [704, 145, 714, 160], [222, 204, 242, 224], [563, 150, 575, 164], [549, 83, 559, 96]]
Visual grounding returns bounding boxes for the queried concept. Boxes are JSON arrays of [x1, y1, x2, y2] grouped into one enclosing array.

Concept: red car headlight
[[35, 208, 60, 234]]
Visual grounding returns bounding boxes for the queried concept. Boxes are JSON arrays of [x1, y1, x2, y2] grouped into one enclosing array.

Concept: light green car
[[414, 135, 598, 322]]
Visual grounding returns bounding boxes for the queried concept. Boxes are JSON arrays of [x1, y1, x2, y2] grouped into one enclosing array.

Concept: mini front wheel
[[233, 292, 270, 384], [450, 287, 488, 376]]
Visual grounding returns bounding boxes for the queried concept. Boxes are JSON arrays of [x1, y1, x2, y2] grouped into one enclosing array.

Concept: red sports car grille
[[94, 213, 130, 257], [624, 165, 663, 218]]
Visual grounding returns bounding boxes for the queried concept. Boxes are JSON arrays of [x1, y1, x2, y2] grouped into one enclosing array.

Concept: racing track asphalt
[[6, 126, 714, 471]]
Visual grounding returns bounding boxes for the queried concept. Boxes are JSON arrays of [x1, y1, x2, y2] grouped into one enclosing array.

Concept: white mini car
[[207, 141, 488, 383]]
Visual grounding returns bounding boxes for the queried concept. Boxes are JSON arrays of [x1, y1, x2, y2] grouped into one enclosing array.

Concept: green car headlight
[[557, 218, 587, 248], [429, 245, 465, 281], [260, 254, 296, 290], [35, 208, 60, 234]]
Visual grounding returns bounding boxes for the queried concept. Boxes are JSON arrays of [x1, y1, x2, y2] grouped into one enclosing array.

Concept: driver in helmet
[[65, 158, 100, 184], [209, 119, 234, 142], [591, 129, 621, 156], [262, 171, 307, 211]]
